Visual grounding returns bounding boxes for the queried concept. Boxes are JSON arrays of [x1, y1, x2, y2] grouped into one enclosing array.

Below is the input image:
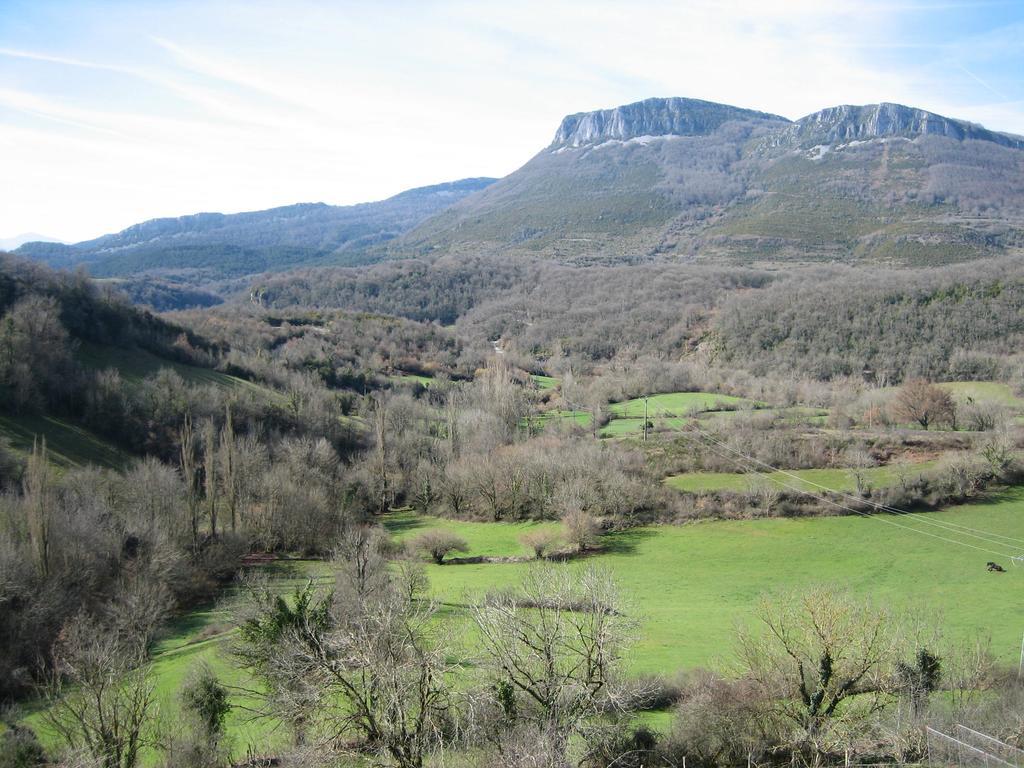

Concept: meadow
[[664, 459, 940, 493], [0, 413, 130, 469], [21, 487, 1024, 760], [77, 341, 278, 400]]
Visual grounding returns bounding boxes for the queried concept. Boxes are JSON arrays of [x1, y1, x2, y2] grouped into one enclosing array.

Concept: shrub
[[519, 529, 561, 559], [562, 509, 600, 552], [409, 529, 469, 564], [0, 724, 46, 768]]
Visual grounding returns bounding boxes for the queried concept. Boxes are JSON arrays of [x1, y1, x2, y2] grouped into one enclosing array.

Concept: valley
[[4, 77, 1024, 768]]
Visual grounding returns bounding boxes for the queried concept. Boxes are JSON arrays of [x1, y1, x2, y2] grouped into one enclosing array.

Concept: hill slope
[[397, 98, 1024, 265], [15, 177, 495, 281]]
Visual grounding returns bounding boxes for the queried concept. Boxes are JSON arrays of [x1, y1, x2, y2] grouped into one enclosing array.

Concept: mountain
[[17, 98, 1024, 280], [0, 232, 64, 251], [15, 177, 495, 281], [396, 98, 1024, 266]]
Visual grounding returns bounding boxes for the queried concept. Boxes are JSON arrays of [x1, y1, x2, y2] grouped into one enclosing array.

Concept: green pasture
[[0, 413, 130, 470], [385, 489, 1024, 675], [25, 491, 1024, 761], [665, 460, 940, 494], [77, 341, 277, 400], [938, 381, 1024, 409], [530, 374, 559, 390], [609, 391, 757, 418], [531, 391, 761, 436], [391, 372, 434, 387]]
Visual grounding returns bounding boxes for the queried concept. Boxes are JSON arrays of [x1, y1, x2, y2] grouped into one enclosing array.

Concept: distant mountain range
[[13, 97, 1024, 292], [14, 178, 495, 280], [0, 233, 64, 251]]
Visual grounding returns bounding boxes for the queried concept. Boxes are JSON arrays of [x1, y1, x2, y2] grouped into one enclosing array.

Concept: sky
[[1, 0, 1023, 243]]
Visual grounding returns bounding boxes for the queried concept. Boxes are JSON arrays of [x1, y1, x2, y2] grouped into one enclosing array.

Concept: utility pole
[[1018, 630, 1023, 679], [643, 396, 649, 443]]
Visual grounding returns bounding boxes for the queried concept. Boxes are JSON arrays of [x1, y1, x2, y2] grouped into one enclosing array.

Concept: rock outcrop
[[790, 102, 1024, 148], [551, 97, 790, 147]]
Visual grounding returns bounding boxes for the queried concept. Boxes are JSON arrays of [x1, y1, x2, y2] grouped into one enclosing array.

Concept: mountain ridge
[[15, 177, 496, 277], [13, 96, 1024, 286], [395, 96, 1024, 266]]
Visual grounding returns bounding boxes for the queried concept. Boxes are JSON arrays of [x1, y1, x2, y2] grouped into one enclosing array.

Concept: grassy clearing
[[609, 392, 756, 418], [384, 508, 563, 558], [0, 413, 130, 470], [77, 342, 277, 401], [665, 460, 940, 494], [530, 374, 559, 390], [391, 372, 434, 387], [384, 489, 1024, 675], [532, 391, 761, 435], [938, 381, 1024, 409]]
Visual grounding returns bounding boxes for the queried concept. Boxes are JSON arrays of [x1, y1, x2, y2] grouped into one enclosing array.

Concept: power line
[[683, 420, 1024, 552], [647, 403, 1023, 559]]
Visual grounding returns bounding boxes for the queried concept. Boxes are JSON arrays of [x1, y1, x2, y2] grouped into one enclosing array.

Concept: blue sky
[[1, 0, 1022, 242]]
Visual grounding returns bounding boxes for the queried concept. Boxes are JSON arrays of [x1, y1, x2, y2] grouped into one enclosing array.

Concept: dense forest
[[253, 254, 1024, 383]]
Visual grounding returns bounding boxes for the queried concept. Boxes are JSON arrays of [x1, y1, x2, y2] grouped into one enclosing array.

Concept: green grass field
[[532, 391, 760, 436], [385, 490, 1024, 675], [609, 392, 756, 418], [23, 490, 1024, 760], [390, 372, 435, 387], [77, 342, 277, 401], [530, 374, 559, 390], [0, 413, 130, 470], [665, 460, 939, 494], [938, 381, 1024, 409]]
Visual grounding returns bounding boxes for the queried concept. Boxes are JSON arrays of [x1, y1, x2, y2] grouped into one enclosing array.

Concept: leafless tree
[[179, 414, 201, 552], [202, 419, 219, 537], [736, 588, 897, 759], [23, 438, 52, 577], [43, 613, 158, 768], [233, 548, 456, 768], [562, 508, 599, 553], [519, 529, 561, 559], [890, 380, 955, 430], [470, 565, 632, 763]]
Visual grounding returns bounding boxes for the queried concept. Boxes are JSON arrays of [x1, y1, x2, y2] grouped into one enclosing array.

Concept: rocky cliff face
[[551, 97, 1024, 150], [551, 97, 790, 147], [790, 102, 1024, 148]]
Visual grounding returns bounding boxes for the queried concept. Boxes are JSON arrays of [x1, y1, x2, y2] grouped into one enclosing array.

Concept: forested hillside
[[14, 178, 495, 290], [253, 254, 1024, 383]]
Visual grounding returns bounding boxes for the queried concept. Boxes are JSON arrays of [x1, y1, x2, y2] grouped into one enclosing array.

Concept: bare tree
[[890, 380, 955, 430], [179, 414, 201, 552], [470, 565, 632, 763], [202, 419, 218, 538], [737, 588, 896, 759], [233, 551, 455, 768], [371, 397, 391, 515], [218, 404, 239, 533], [562, 508, 599, 553], [23, 437, 52, 577], [43, 613, 158, 768], [519, 529, 561, 559], [746, 477, 782, 516]]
